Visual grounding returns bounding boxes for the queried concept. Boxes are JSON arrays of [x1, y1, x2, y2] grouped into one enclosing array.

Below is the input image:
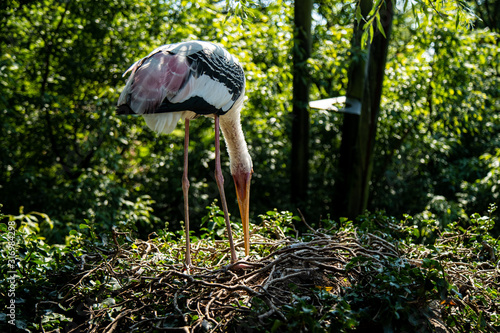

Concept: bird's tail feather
[[116, 104, 135, 115], [143, 113, 183, 134]]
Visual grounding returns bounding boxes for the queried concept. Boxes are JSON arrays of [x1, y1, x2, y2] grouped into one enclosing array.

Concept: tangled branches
[[34, 213, 499, 332], [35, 223, 396, 332]]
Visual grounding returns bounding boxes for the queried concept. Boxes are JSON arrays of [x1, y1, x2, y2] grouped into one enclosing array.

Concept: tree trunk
[[291, 0, 313, 206], [333, 0, 394, 219]]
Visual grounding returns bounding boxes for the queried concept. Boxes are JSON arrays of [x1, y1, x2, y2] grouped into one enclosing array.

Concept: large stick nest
[[38, 217, 499, 332]]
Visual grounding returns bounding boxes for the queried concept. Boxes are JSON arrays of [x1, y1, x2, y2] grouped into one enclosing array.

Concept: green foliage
[[1, 206, 499, 331], [249, 210, 499, 332], [0, 0, 297, 237], [1, 0, 498, 242], [370, 3, 500, 231], [0, 207, 77, 330], [1, 0, 498, 331], [200, 200, 228, 240]]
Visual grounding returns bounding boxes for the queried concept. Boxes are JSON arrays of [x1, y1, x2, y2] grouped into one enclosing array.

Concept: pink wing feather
[[120, 52, 191, 115], [117, 41, 245, 133]]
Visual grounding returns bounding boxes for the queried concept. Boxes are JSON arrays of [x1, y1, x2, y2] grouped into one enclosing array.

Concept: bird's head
[[231, 152, 253, 256]]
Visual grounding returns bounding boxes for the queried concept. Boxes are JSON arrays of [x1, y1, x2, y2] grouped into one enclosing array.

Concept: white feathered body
[[117, 41, 246, 134], [117, 41, 253, 259], [117, 41, 251, 176]]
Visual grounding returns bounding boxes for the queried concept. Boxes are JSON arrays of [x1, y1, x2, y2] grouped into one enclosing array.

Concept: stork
[[117, 41, 252, 266]]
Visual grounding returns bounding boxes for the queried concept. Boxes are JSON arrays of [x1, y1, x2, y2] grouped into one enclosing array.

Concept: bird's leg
[[214, 115, 238, 263], [183, 119, 192, 268]]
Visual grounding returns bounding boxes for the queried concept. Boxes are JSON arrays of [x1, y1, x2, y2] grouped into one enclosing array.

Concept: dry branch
[[36, 222, 499, 332]]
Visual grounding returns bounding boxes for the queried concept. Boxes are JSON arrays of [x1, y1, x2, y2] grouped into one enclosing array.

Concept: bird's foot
[[183, 261, 193, 274], [226, 258, 256, 271]]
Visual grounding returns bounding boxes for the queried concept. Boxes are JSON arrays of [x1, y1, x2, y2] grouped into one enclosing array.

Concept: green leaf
[[361, 29, 369, 49], [355, 5, 362, 22], [376, 13, 386, 38]]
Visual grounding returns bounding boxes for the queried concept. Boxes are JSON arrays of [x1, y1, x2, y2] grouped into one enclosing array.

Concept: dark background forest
[[1, 0, 499, 332], [1, 0, 498, 240]]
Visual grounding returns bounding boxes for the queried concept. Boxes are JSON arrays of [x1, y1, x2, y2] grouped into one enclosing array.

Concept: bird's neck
[[219, 109, 252, 176]]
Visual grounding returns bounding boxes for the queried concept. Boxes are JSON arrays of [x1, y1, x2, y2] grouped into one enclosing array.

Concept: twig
[[297, 208, 315, 232]]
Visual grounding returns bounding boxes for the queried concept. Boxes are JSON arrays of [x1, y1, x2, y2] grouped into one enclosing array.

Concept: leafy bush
[[371, 7, 500, 230], [1, 207, 498, 332]]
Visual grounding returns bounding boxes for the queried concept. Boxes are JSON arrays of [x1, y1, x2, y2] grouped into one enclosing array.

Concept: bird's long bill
[[233, 171, 252, 256]]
